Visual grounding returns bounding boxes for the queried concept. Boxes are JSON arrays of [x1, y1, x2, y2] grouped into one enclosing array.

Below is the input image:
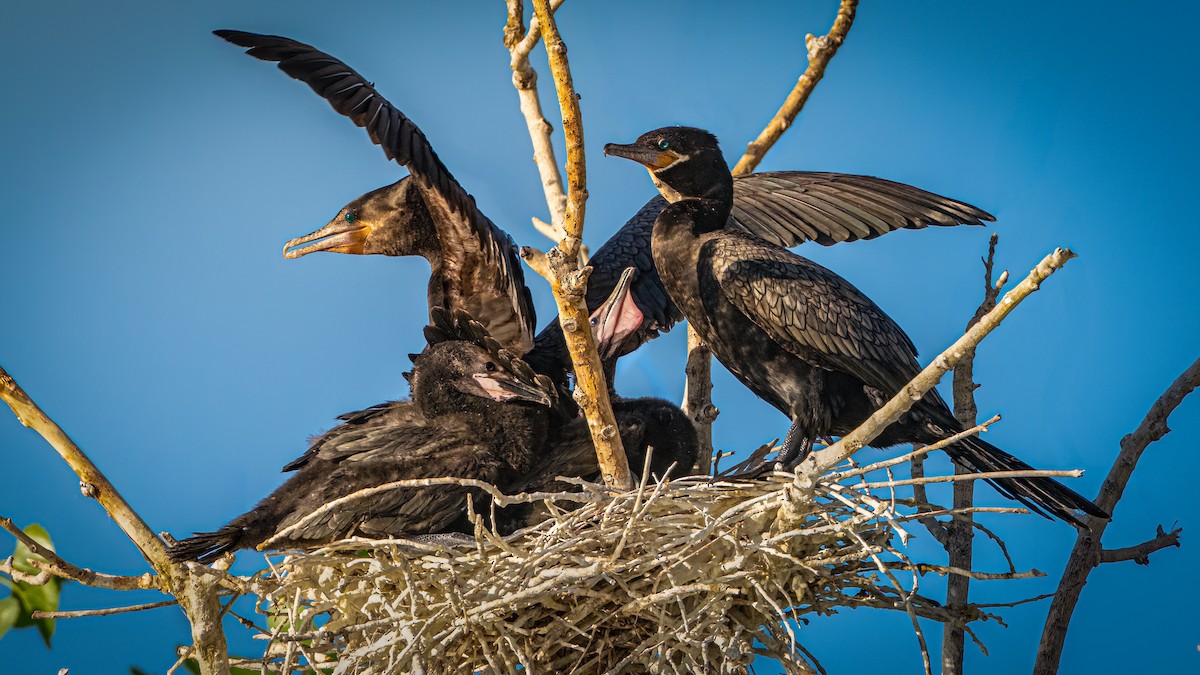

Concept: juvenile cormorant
[[214, 30, 994, 381], [168, 310, 555, 563], [605, 126, 1107, 525], [215, 30, 536, 355]]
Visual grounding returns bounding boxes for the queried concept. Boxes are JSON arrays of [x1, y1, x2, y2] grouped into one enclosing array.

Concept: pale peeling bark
[[522, 0, 633, 489]]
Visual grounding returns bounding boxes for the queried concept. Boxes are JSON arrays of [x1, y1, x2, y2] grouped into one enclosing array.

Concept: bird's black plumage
[[216, 30, 537, 355], [497, 396, 699, 532], [606, 126, 1106, 525], [530, 171, 994, 373], [217, 30, 993, 380], [168, 311, 555, 563]]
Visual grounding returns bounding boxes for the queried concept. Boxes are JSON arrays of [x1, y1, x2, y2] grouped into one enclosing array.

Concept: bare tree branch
[[690, 0, 861, 475], [1034, 356, 1199, 675], [732, 0, 859, 176], [504, 0, 570, 245], [799, 247, 1077, 475], [515, 0, 633, 489], [683, 333, 717, 474], [0, 364, 231, 675], [908, 453, 949, 545], [33, 599, 178, 620], [943, 232, 1002, 674], [0, 516, 158, 591], [1099, 525, 1182, 565]]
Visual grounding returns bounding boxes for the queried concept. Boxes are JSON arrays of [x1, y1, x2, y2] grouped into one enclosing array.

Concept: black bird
[[215, 30, 536, 355], [605, 126, 1107, 525], [215, 30, 994, 382], [169, 311, 555, 563]]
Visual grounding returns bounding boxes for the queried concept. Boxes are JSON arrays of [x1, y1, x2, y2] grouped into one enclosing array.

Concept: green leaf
[[0, 523, 63, 647], [0, 596, 20, 639]]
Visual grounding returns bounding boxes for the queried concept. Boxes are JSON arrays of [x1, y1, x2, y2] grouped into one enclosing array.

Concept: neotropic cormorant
[[215, 30, 536, 355], [169, 310, 555, 563], [214, 30, 995, 383], [605, 126, 1107, 525]]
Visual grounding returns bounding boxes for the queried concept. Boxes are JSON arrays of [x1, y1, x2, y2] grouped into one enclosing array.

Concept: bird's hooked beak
[[603, 141, 679, 170], [590, 267, 644, 360], [282, 213, 373, 259], [470, 372, 553, 408]]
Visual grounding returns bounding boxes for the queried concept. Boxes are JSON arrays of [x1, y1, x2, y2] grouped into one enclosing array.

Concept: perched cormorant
[[214, 30, 994, 382], [605, 126, 1107, 525], [168, 310, 555, 563]]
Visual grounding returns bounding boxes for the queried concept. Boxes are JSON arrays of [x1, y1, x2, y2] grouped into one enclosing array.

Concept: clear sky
[[1, 1, 1196, 672]]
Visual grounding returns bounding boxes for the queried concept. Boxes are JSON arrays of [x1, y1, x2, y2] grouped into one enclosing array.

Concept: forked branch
[[0, 364, 231, 675], [504, 0, 570, 244], [1033, 356, 1198, 675], [522, 0, 633, 489]]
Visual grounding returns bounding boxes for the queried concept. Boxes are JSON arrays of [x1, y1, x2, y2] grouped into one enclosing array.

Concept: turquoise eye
[[344, 211, 356, 224], [658, 140, 670, 150]]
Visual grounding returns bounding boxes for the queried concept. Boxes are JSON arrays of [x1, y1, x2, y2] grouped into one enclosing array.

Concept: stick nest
[[242, 460, 1017, 674]]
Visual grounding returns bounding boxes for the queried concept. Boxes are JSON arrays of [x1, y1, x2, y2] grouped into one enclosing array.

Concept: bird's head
[[282, 177, 435, 259], [604, 127, 730, 203], [412, 340, 554, 418]]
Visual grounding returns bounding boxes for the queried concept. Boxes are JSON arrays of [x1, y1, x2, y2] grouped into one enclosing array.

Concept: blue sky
[[1, 1, 1196, 672]]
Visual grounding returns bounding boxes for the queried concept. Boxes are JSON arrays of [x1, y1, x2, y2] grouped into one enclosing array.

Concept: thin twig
[[504, 0, 572, 246], [0, 516, 158, 591], [1099, 525, 1183, 565], [908, 453, 949, 545], [33, 599, 177, 620]]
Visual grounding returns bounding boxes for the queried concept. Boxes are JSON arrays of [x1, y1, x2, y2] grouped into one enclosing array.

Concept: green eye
[[658, 140, 670, 150], [344, 211, 357, 224]]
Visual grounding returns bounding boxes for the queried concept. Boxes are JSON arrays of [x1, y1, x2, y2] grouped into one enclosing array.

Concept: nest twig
[[230, 452, 1051, 675]]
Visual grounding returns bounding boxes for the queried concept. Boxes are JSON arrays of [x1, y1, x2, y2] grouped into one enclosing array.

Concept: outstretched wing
[[558, 170, 992, 350], [703, 232, 922, 395], [730, 171, 994, 247], [216, 30, 536, 353]]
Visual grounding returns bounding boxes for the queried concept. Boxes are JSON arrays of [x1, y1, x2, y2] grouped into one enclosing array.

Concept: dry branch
[[519, 0, 633, 489], [0, 516, 157, 591], [943, 232, 1002, 674], [1098, 524, 1182, 565], [32, 599, 178, 620], [1034, 356, 1199, 675], [732, 0, 859, 176], [691, 0, 861, 473], [504, 0, 569, 244], [0, 363, 231, 675], [798, 247, 1077, 476]]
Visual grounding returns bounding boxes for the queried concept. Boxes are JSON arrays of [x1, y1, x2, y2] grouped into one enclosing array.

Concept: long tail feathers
[[945, 435, 1109, 526], [168, 526, 248, 564]]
